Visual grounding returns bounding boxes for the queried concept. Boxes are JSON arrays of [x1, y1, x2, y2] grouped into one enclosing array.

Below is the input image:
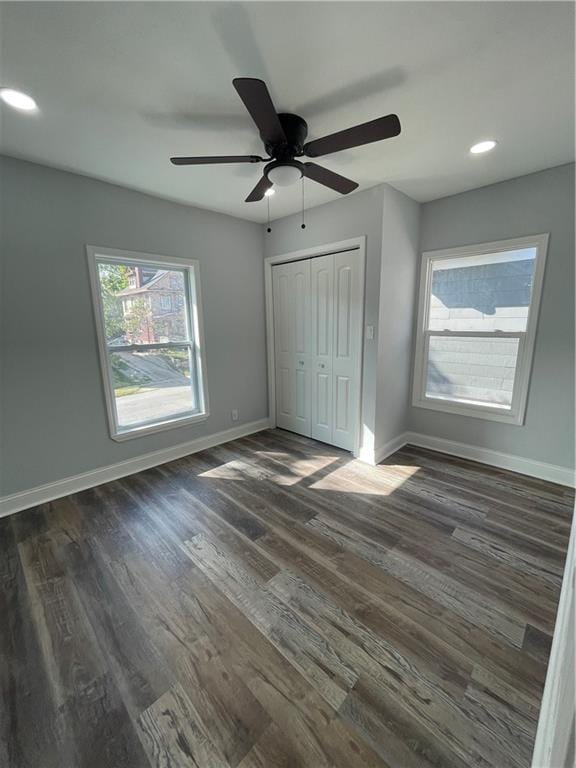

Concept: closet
[[271, 248, 363, 451]]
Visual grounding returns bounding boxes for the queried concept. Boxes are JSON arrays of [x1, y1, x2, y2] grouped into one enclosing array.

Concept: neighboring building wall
[[0, 156, 267, 497], [408, 163, 575, 471], [119, 270, 186, 343]]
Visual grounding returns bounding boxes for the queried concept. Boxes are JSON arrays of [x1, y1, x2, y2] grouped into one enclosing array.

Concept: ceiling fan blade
[[303, 163, 358, 195], [170, 155, 264, 165], [304, 114, 401, 158], [233, 78, 287, 145], [245, 175, 273, 202]]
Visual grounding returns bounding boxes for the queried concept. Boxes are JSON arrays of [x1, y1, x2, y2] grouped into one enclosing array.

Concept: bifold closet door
[[273, 250, 362, 450], [272, 259, 312, 437]]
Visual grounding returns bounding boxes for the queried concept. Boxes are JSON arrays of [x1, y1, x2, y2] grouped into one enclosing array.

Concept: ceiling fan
[[170, 78, 401, 202]]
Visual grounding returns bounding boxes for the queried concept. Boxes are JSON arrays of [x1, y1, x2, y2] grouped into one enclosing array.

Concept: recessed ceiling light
[[264, 187, 275, 197], [470, 140, 497, 155], [0, 88, 38, 112]]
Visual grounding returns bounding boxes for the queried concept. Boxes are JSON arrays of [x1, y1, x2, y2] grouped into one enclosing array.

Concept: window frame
[[87, 245, 209, 441], [412, 233, 549, 425]]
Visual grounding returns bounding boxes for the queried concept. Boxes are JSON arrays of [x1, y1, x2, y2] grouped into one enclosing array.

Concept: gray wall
[[2, 156, 571, 499], [0, 156, 267, 496], [408, 163, 575, 470], [375, 185, 420, 451], [263, 186, 385, 456]]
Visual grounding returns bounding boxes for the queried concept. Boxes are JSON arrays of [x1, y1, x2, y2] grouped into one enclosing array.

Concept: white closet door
[[272, 259, 312, 436], [331, 250, 363, 451], [310, 254, 333, 443]]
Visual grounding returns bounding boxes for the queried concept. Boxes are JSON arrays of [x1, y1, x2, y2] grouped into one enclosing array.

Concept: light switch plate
[[366, 325, 374, 340]]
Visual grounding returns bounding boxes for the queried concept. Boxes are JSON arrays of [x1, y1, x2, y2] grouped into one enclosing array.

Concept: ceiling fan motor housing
[[263, 113, 308, 159]]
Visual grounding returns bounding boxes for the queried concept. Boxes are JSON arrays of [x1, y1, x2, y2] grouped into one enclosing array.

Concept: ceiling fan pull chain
[[301, 177, 306, 230], [267, 194, 272, 233]]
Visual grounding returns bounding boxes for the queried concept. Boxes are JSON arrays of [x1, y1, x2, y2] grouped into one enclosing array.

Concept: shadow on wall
[[143, 2, 407, 140]]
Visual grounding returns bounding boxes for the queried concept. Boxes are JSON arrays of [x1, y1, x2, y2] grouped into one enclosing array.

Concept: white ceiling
[[1, 2, 574, 223]]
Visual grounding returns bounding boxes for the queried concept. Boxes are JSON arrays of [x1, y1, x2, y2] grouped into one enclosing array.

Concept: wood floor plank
[[16, 531, 149, 767], [1, 430, 572, 767], [57, 530, 173, 720], [184, 532, 358, 710], [452, 527, 564, 584], [307, 513, 527, 647], [268, 570, 528, 768], [522, 624, 553, 664], [137, 682, 228, 768], [198, 456, 548, 702], [257, 531, 474, 696], [397, 445, 574, 511], [393, 536, 560, 629], [329, 543, 549, 701], [17, 531, 107, 706], [0, 518, 64, 768]]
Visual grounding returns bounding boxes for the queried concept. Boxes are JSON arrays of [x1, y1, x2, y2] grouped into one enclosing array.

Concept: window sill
[[110, 411, 210, 442], [412, 396, 524, 425]]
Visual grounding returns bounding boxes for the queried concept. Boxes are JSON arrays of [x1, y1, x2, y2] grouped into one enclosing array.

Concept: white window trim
[[412, 233, 549, 426], [87, 245, 210, 441]]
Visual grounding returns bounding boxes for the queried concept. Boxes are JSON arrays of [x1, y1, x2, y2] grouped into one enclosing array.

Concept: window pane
[[110, 348, 196, 430], [97, 262, 189, 345], [425, 336, 520, 409], [428, 248, 537, 332]]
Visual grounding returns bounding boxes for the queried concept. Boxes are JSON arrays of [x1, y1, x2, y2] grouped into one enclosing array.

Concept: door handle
[[298, 360, 305, 366], [319, 363, 325, 369]]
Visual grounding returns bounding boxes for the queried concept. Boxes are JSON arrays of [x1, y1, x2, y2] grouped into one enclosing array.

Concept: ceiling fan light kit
[[266, 160, 303, 187], [170, 77, 402, 215]]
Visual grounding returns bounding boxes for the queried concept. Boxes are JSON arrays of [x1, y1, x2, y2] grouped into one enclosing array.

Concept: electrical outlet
[[231, 409, 239, 422]]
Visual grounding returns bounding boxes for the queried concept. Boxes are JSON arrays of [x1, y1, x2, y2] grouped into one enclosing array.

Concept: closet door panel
[[310, 254, 333, 444], [292, 259, 311, 434], [332, 251, 362, 451], [273, 260, 311, 436], [273, 266, 292, 430]]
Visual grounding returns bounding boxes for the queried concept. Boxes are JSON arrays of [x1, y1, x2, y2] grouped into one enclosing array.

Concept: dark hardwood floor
[[1, 429, 573, 768]]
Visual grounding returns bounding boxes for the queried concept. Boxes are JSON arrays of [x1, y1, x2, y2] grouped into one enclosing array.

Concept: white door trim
[[264, 236, 366, 456], [531, 509, 576, 767]]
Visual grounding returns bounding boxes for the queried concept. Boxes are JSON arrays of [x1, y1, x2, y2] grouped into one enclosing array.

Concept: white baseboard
[[364, 430, 574, 487], [372, 433, 411, 465], [0, 418, 272, 518], [404, 431, 575, 488], [2, 421, 572, 518]]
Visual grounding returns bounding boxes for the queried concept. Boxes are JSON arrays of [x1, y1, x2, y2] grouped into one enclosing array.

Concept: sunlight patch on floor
[[198, 453, 340, 486], [308, 462, 420, 495], [198, 459, 268, 481]]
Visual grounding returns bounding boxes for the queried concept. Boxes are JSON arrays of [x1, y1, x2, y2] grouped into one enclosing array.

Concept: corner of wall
[[373, 185, 421, 455]]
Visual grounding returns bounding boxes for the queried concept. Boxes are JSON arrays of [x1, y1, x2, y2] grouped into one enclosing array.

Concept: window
[[412, 234, 548, 425], [160, 294, 172, 312], [87, 246, 209, 440]]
